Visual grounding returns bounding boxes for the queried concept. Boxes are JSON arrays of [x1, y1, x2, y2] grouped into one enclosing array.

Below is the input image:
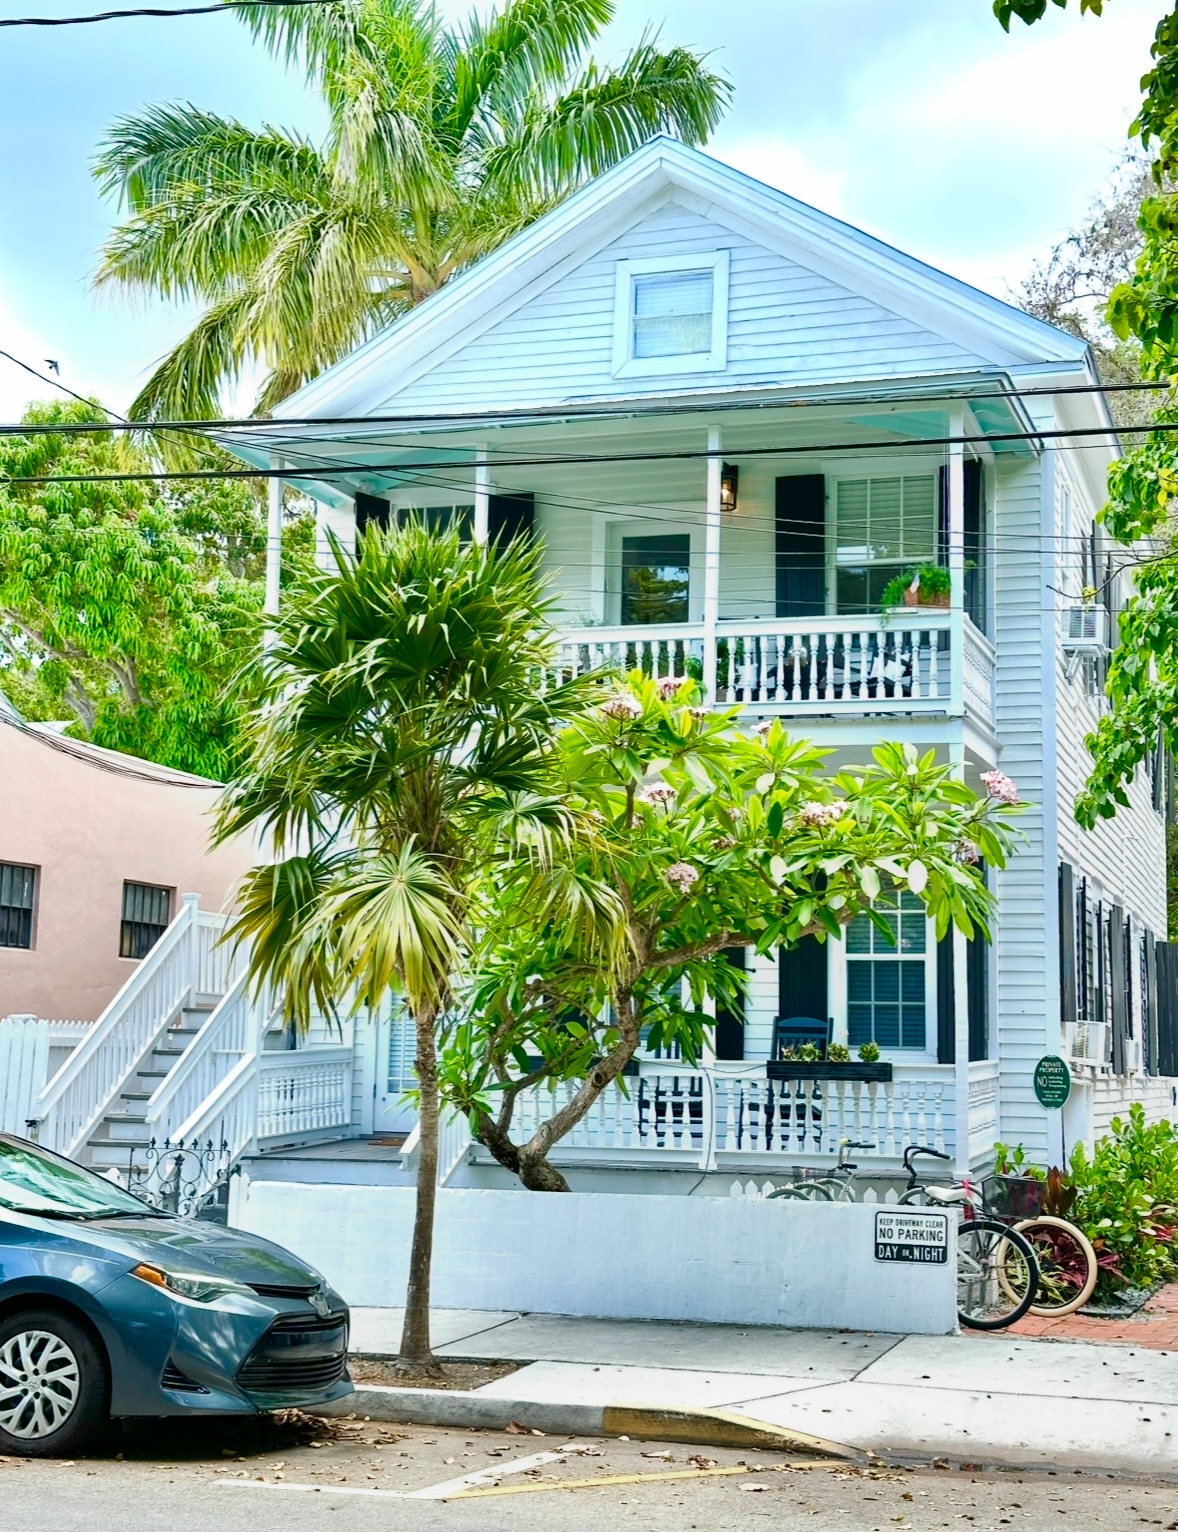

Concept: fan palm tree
[[216, 521, 592, 1364], [94, 0, 731, 421]]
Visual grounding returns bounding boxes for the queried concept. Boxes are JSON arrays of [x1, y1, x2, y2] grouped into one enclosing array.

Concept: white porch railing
[[967, 1060, 1000, 1160], [256, 1048, 352, 1142], [553, 611, 991, 725], [495, 1063, 948, 1170], [400, 1110, 474, 1185], [36, 896, 230, 1157]]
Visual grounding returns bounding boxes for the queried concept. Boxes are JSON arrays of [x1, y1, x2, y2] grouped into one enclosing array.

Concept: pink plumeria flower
[[665, 862, 700, 894], [980, 769, 1019, 805]]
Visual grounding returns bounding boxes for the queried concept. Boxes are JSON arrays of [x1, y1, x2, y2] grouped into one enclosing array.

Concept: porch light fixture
[[720, 462, 739, 513]]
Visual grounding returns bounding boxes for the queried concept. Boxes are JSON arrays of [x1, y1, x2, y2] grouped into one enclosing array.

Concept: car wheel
[[0, 1310, 109, 1457]]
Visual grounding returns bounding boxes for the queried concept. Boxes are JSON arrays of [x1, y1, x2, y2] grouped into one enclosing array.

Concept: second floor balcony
[[552, 608, 994, 726]]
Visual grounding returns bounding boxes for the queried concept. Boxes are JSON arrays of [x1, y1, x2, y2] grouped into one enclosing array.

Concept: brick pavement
[[977, 1281, 1178, 1348]]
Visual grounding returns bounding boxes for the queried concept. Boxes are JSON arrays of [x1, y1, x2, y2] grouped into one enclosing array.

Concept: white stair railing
[[36, 896, 228, 1157], [144, 970, 262, 1144], [400, 1110, 472, 1183]]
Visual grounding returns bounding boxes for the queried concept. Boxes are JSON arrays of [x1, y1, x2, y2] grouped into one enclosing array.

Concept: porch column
[[264, 464, 282, 635], [473, 448, 490, 543], [947, 409, 966, 713], [951, 738, 972, 1175], [703, 427, 722, 699]]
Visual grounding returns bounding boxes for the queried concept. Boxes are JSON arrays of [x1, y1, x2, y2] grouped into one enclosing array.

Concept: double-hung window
[[0, 862, 36, 949], [120, 882, 172, 960], [612, 252, 729, 377], [846, 890, 928, 1051], [834, 474, 939, 614]]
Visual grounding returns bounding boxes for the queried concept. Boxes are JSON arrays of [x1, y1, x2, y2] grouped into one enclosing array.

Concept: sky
[[0, 0, 1164, 419]]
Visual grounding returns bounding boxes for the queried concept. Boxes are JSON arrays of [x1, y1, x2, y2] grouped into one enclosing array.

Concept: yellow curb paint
[[601, 1404, 860, 1460], [447, 1465, 756, 1498]]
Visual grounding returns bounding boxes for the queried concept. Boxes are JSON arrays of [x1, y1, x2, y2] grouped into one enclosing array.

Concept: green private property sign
[[1033, 1054, 1072, 1110]]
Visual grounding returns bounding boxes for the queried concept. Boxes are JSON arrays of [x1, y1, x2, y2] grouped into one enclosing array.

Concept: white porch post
[[265, 466, 282, 620], [703, 427, 722, 699], [947, 410, 966, 713], [473, 449, 490, 543], [951, 738, 972, 1175]]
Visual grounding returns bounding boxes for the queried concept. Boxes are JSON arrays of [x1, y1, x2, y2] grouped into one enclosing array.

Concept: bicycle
[[764, 1140, 877, 1202], [898, 1145, 1041, 1331]]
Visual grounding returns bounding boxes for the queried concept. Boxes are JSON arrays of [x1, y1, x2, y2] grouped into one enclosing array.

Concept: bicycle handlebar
[[901, 1143, 951, 1184]]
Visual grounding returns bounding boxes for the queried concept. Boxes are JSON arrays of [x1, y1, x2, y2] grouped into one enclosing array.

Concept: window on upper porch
[[833, 474, 939, 615]]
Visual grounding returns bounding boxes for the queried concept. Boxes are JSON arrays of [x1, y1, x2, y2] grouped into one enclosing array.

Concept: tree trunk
[[474, 1110, 571, 1192], [399, 1001, 440, 1369]]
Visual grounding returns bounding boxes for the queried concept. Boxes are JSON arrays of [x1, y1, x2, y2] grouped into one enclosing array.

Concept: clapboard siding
[[991, 444, 1055, 1159], [377, 203, 988, 412]]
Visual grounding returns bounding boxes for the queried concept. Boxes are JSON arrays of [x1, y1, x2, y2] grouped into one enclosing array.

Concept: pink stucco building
[[0, 708, 255, 1021]]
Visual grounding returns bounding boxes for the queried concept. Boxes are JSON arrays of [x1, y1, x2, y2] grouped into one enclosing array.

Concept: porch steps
[[81, 1008, 214, 1172]]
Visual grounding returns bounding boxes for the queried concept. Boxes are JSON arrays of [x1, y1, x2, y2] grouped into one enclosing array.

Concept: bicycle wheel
[[1012, 1215, 1098, 1318], [957, 1218, 1039, 1330], [767, 1182, 833, 1201]]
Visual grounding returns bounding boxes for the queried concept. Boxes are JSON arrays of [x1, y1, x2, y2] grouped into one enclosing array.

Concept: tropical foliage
[[441, 674, 1022, 1193], [0, 400, 306, 778], [215, 520, 590, 1361], [1069, 1107, 1178, 1295], [94, 0, 731, 421]]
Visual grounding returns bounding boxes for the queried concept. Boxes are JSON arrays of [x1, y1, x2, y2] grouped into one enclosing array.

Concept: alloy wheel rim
[[0, 1330, 81, 1439]]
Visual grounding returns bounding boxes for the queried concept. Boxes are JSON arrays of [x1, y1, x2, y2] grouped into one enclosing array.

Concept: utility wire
[[0, 0, 323, 26], [0, 373, 1171, 439]]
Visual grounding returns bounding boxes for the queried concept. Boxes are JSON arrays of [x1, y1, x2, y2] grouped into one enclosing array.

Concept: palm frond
[[126, 287, 255, 423]]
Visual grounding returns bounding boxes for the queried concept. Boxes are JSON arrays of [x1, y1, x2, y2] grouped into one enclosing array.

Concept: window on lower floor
[[120, 881, 172, 959], [620, 534, 691, 624], [846, 890, 928, 1050], [0, 862, 36, 949]]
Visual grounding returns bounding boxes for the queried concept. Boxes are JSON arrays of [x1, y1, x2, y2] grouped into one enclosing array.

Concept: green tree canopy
[[0, 399, 301, 778], [94, 0, 731, 421], [443, 675, 1021, 1193]]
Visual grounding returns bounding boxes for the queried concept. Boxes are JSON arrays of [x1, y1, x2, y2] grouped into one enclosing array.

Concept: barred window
[[120, 882, 172, 959], [0, 862, 36, 949]]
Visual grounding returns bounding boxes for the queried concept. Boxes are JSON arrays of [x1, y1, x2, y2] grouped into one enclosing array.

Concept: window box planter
[[766, 1061, 893, 1083]]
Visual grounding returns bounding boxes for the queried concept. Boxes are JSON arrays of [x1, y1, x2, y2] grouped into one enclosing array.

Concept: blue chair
[[772, 1015, 833, 1060]]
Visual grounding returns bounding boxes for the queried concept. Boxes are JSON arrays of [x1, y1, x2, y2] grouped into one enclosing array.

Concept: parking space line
[[448, 1465, 756, 1498]]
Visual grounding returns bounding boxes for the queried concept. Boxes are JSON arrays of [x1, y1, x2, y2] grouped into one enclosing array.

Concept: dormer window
[[612, 251, 729, 377]]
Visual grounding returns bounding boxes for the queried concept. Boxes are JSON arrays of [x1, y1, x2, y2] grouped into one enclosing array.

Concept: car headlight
[[130, 1262, 254, 1304]]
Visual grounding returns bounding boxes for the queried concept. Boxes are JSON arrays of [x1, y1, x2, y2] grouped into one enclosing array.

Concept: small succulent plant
[[857, 1041, 881, 1063], [827, 1043, 850, 1063]]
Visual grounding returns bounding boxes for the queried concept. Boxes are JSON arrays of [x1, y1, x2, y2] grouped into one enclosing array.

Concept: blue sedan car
[[0, 1132, 352, 1455]]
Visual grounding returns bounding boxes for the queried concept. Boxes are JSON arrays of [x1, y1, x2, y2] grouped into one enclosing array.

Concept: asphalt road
[[0, 1414, 1173, 1532]]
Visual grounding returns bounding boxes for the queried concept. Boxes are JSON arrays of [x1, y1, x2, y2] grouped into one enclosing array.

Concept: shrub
[[1068, 1106, 1178, 1295]]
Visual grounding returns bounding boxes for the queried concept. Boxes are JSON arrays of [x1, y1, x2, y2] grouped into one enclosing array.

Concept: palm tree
[[216, 521, 585, 1364], [94, 0, 731, 421]]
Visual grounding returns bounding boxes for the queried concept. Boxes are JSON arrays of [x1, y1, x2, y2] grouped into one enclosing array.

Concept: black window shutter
[[937, 933, 955, 1065], [355, 491, 391, 541], [778, 935, 827, 1021], [1157, 941, 1178, 1076], [963, 458, 984, 629], [1059, 863, 1077, 1035], [775, 476, 825, 618], [967, 931, 989, 1061], [488, 492, 535, 548], [937, 465, 949, 568], [1109, 902, 1127, 1074], [1145, 928, 1159, 1075], [714, 946, 746, 1061]]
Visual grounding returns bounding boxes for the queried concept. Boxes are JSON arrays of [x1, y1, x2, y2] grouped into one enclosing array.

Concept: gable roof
[[275, 136, 1089, 423]]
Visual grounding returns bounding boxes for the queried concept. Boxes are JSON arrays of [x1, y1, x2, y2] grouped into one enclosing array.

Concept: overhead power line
[[0, 0, 323, 27], [0, 373, 1170, 439]]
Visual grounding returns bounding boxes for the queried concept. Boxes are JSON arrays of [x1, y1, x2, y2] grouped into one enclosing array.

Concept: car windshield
[[0, 1136, 164, 1219]]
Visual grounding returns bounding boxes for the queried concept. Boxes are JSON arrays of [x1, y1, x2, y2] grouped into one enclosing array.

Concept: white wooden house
[[22, 139, 1177, 1204]]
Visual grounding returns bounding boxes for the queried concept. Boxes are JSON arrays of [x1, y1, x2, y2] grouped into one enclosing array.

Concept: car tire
[[0, 1309, 110, 1457]]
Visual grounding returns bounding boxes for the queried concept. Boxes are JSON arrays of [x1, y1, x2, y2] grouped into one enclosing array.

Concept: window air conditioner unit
[[1062, 605, 1110, 652]]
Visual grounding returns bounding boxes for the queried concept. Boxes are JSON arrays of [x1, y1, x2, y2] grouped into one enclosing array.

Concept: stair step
[[136, 1069, 169, 1080], [97, 1123, 151, 1145], [105, 1108, 148, 1125], [120, 1091, 152, 1102]]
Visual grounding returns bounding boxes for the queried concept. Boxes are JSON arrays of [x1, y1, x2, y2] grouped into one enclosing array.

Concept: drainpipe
[[265, 464, 282, 628], [473, 449, 490, 544]]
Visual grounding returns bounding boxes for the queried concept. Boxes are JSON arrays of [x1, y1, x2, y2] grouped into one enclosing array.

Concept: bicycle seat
[[923, 1184, 971, 1205]]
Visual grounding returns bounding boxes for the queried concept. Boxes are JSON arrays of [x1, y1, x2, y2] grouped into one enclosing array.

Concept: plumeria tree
[[440, 675, 1022, 1192]]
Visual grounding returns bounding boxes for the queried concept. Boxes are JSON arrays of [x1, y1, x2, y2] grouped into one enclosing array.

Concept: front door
[[372, 1003, 418, 1136]]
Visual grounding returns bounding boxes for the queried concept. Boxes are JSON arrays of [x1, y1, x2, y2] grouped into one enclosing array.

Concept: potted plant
[[880, 564, 951, 616], [767, 1037, 893, 1082]]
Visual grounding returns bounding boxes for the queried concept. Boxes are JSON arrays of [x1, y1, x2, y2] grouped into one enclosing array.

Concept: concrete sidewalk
[[343, 1307, 1177, 1478]]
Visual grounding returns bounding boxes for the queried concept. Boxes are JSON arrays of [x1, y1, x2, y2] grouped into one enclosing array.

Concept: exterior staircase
[[33, 895, 357, 1214]]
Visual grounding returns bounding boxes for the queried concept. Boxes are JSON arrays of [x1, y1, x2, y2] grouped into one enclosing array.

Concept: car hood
[[85, 1216, 323, 1290]]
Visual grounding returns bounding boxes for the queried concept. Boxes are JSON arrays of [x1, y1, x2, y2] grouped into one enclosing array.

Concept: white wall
[[235, 1181, 957, 1335]]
